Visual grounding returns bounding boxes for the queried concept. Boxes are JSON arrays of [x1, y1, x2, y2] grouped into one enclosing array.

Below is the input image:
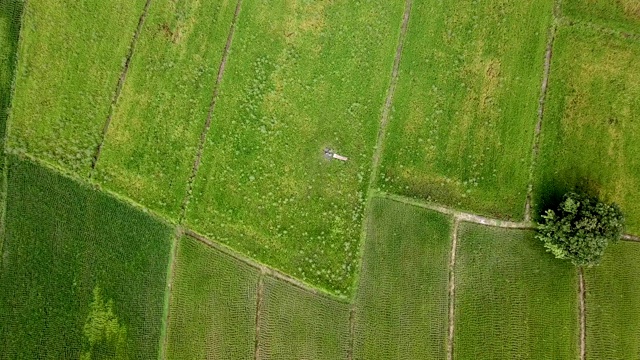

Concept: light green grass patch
[[584, 241, 640, 360], [258, 276, 351, 360], [564, 0, 640, 34], [0, 156, 173, 358], [378, 0, 554, 220], [7, 0, 146, 174], [95, 0, 237, 219], [165, 236, 258, 360], [454, 223, 578, 359], [185, 0, 405, 295], [353, 197, 451, 360], [534, 25, 640, 234]]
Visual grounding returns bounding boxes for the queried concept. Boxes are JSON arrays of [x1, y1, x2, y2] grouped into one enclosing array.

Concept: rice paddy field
[[0, 156, 173, 358], [563, 0, 640, 34], [7, 0, 147, 174], [534, 25, 640, 234], [584, 241, 640, 360], [165, 235, 258, 360], [377, 0, 554, 220], [185, 0, 406, 295], [2, 0, 640, 358], [454, 223, 579, 359], [94, 0, 238, 219], [353, 197, 451, 359]]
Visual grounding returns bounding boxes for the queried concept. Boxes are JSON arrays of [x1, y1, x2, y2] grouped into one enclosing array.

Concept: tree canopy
[[536, 192, 624, 267]]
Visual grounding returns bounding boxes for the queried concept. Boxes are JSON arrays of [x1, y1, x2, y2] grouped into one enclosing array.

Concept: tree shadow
[[534, 166, 602, 221]]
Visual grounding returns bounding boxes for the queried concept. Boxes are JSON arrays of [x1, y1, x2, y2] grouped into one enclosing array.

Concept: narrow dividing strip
[[622, 234, 640, 242], [446, 219, 460, 360], [89, 0, 153, 175], [183, 229, 349, 303], [579, 267, 586, 360], [159, 227, 182, 360], [347, 306, 356, 360], [380, 191, 533, 230], [524, 0, 561, 222], [367, 0, 413, 190], [253, 271, 265, 360], [179, 0, 243, 223]]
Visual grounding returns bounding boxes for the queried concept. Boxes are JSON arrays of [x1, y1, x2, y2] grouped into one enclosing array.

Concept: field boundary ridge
[[158, 226, 183, 360], [179, 0, 243, 224], [558, 15, 640, 42], [90, 0, 154, 175], [446, 219, 460, 360], [578, 266, 586, 360]]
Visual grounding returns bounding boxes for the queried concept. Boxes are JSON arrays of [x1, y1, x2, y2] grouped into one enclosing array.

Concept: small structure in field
[[324, 148, 348, 162]]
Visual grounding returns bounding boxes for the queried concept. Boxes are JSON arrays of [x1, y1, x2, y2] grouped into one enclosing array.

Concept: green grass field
[[378, 0, 554, 220], [185, 0, 406, 295], [584, 241, 640, 360], [0, 156, 173, 358], [534, 25, 640, 234], [6, 0, 146, 175], [353, 197, 451, 360], [95, 0, 237, 219], [165, 235, 258, 360], [258, 276, 351, 360], [564, 0, 640, 34], [454, 223, 578, 359]]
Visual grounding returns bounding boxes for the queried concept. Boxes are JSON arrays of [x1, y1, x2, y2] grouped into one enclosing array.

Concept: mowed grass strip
[[0, 156, 173, 358], [165, 235, 258, 360], [353, 197, 451, 360], [95, 0, 237, 219], [563, 0, 640, 34], [454, 223, 578, 359], [378, 0, 554, 220], [258, 275, 351, 360], [185, 0, 406, 295], [534, 25, 640, 234], [7, 0, 146, 174], [584, 241, 640, 359]]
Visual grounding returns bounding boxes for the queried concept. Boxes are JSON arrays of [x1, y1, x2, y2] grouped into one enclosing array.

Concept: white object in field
[[332, 153, 348, 161]]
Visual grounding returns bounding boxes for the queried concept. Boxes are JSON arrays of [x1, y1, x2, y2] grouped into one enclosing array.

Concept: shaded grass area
[[454, 223, 578, 359], [0, 156, 173, 358], [186, 0, 405, 295], [534, 25, 640, 234], [353, 197, 451, 360], [258, 275, 351, 360], [165, 235, 258, 360], [95, 0, 237, 219], [378, 0, 554, 220], [7, 0, 146, 174], [584, 241, 640, 360], [564, 0, 640, 34]]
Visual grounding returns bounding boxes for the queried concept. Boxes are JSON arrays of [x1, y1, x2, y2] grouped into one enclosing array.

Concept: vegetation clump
[[536, 192, 624, 266]]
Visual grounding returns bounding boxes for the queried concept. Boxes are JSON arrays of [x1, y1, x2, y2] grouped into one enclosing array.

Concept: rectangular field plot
[[0, 156, 173, 358], [454, 223, 578, 359], [584, 241, 640, 359], [378, 0, 554, 220], [258, 276, 351, 360], [564, 0, 640, 34], [353, 197, 451, 360], [95, 0, 237, 219], [7, 0, 146, 174], [534, 26, 640, 234], [165, 236, 258, 360], [185, 0, 406, 295]]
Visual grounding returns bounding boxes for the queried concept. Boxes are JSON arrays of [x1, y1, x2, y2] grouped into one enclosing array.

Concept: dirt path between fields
[[367, 0, 413, 190], [90, 0, 153, 175], [579, 267, 586, 360], [447, 219, 460, 360], [524, 0, 561, 222], [179, 0, 243, 223], [160, 227, 182, 359], [347, 306, 356, 360], [254, 271, 265, 360]]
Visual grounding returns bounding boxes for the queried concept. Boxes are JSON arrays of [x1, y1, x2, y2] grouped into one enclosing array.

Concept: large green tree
[[536, 192, 624, 266]]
